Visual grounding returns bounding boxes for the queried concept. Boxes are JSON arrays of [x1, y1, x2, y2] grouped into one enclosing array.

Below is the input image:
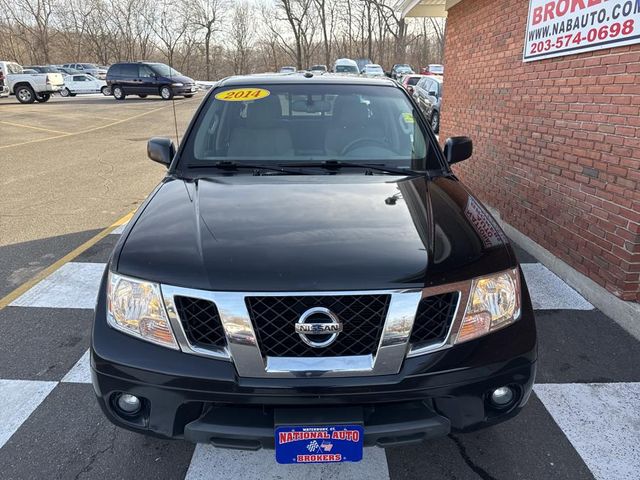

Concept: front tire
[[60, 87, 71, 97], [16, 85, 36, 104], [101, 86, 111, 96], [35, 93, 51, 103], [160, 86, 173, 100], [431, 111, 440, 133], [112, 86, 126, 100], [184, 94, 194, 98]]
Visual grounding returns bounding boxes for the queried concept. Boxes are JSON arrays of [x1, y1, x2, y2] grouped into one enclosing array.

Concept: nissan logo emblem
[[295, 307, 343, 348]]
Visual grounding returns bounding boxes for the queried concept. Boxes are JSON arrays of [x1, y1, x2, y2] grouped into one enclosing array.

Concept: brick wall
[[441, 0, 640, 302]]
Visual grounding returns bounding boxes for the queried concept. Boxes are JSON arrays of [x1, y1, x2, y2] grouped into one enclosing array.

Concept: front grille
[[409, 292, 459, 346], [175, 296, 226, 349], [246, 295, 391, 357]]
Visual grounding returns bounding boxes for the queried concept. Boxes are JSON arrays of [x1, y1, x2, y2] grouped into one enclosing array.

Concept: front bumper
[[91, 269, 537, 449], [172, 85, 197, 95]]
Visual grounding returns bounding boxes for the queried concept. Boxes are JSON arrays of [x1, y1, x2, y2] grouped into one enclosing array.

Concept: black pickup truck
[[92, 74, 536, 465]]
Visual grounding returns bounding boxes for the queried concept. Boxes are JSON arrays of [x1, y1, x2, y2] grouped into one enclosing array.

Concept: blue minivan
[[106, 62, 197, 100]]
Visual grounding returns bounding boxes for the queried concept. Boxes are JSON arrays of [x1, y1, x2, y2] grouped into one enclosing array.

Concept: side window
[[139, 65, 155, 78], [122, 64, 138, 77], [110, 64, 121, 76], [72, 75, 84, 82]]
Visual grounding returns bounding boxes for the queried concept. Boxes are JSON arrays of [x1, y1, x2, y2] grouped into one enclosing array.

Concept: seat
[[325, 96, 385, 156], [227, 96, 294, 158]]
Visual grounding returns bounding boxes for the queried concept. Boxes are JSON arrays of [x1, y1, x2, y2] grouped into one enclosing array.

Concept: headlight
[[171, 82, 184, 87], [455, 268, 521, 344], [107, 271, 178, 349]]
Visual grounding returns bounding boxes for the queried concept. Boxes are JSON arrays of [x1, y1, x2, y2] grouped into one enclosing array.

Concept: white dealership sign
[[523, 0, 640, 62]]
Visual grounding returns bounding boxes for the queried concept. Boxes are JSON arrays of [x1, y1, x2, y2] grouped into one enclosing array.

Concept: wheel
[[60, 87, 71, 97], [184, 94, 194, 98], [112, 85, 126, 100], [138, 94, 148, 98], [101, 86, 111, 96], [35, 93, 51, 103], [15, 85, 35, 104], [160, 86, 173, 100], [431, 110, 440, 133]]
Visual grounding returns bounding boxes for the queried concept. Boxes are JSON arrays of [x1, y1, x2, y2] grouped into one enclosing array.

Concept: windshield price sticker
[[215, 88, 270, 101], [275, 425, 364, 464], [402, 112, 415, 123], [523, 0, 640, 62]]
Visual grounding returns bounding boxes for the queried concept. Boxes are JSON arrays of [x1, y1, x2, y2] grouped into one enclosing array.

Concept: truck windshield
[[335, 65, 358, 73], [185, 83, 440, 169]]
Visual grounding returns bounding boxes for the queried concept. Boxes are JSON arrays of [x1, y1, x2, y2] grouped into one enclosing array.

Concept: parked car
[[400, 74, 425, 95], [0, 61, 64, 103], [24, 65, 61, 74], [333, 58, 359, 75], [413, 75, 443, 133], [361, 64, 385, 77], [56, 66, 81, 75], [279, 66, 296, 73], [0, 68, 8, 98], [60, 73, 110, 97], [354, 57, 373, 72], [106, 62, 197, 100], [91, 74, 536, 463], [421, 64, 444, 75], [309, 64, 327, 74], [62, 63, 107, 79], [391, 64, 414, 79]]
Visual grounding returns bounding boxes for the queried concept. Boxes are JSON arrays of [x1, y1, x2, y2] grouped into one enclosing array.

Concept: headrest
[[246, 95, 282, 127], [333, 95, 369, 126]]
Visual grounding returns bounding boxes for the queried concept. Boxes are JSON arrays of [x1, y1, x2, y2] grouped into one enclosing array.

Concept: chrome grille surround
[[161, 282, 470, 378]]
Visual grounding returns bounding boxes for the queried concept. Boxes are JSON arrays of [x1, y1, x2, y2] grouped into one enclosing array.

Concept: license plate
[[275, 425, 364, 464]]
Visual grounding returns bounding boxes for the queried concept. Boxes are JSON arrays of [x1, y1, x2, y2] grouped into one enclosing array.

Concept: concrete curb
[[486, 207, 640, 341]]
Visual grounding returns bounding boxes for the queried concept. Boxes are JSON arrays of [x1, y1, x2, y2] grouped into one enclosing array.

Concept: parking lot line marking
[[0, 120, 68, 136], [0, 103, 176, 150], [0, 210, 134, 311]]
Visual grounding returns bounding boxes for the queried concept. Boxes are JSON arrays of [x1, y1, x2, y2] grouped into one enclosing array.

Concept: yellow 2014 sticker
[[402, 112, 415, 124], [215, 88, 270, 102]]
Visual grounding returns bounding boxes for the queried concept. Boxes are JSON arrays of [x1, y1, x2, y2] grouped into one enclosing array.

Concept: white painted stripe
[[10, 262, 105, 309], [110, 222, 128, 235], [61, 349, 91, 384], [535, 383, 640, 480], [521, 263, 593, 310], [186, 445, 389, 480], [0, 379, 57, 449]]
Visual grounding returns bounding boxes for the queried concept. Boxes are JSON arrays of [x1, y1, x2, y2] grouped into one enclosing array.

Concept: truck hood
[[116, 175, 514, 291]]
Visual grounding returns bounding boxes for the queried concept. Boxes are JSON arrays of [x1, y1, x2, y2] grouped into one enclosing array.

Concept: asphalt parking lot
[[1, 93, 639, 480], [1, 94, 200, 298]]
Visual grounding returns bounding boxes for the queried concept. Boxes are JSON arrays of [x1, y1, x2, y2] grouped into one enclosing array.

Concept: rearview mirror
[[147, 137, 175, 167], [443, 137, 473, 165]]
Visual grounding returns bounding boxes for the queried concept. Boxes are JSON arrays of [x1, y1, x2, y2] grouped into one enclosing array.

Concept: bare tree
[[190, 0, 225, 80], [1, 0, 57, 63], [146, 0, 189, 66], [228, 1, 254, 74]]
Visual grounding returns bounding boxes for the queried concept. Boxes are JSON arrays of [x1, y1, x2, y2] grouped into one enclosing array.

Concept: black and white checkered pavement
[[1, 226, 639, 480]]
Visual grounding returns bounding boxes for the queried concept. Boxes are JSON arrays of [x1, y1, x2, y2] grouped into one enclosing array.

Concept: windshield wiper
[[283, 160, 425, 177], [189, 161, 311, 175]]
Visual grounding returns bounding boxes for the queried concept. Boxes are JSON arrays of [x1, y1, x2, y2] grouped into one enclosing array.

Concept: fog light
[[490, 386, 514, 407], [117, 393, 141, 414]]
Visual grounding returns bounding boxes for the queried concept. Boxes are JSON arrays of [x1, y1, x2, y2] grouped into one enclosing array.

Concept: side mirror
[[147, 137, 175, 167], [443, 136, 473, 165], [428, 90, 437, 96]]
